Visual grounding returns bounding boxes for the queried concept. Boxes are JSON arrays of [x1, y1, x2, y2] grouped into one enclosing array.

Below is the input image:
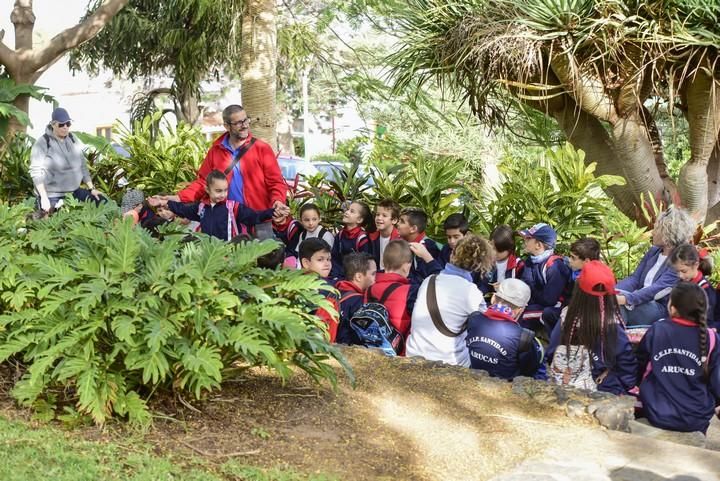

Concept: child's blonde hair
[[450, 234, 494, 273]]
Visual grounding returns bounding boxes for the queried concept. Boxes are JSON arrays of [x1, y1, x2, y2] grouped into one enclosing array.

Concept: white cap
[[495, 278, 531, 307]]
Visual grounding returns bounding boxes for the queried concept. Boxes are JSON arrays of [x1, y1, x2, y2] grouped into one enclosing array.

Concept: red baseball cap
[[578, 260, 616, 297]]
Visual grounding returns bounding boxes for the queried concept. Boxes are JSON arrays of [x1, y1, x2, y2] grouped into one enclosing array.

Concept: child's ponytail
[[670, 282, 710, 380]]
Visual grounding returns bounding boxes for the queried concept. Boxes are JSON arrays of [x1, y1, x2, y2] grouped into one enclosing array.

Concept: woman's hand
[[90, 188, 102, 200]]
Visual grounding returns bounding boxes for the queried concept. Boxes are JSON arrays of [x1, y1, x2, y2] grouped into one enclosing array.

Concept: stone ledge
[[339, 345, 713, 450]]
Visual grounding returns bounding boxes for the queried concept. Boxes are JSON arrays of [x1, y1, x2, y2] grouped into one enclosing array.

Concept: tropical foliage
[[387, 0, 720, 224], [0, 200, 349, 425], [0, 133, 34, 204]]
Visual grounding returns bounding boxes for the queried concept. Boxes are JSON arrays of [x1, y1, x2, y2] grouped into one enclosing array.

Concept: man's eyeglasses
[[56, 121, 71, 128], [226, 118, 250, 127]]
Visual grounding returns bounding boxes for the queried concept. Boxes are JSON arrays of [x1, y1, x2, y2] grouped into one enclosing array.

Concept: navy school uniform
[[334, 280, 365, 345], [520, 253, 572, 332], [368, 228, 401, 270], [274, 218, 303, 258], [477, 254, 525, 295], [546, 316, 638, 395], [330, 226, 371, 279], [167, 200, 273, 241], [466, 306, 544, 380], [408, 233, 443, 284], [692, 273, 717, 328], [636, 317, 720, 433]]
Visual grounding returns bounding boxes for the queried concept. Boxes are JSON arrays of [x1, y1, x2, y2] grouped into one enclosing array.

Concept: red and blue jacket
[[167, 200, 273, 241], [690, 272, 716, 328], [334, 280, 365, 345], [368, 228, 401, 270], [636, 317, 720, 433], [330, 226, 371, 279], [365, 272, 420, 342], [520, 253, 572, 325], [477, 254, 525, 295], [546, 316, 638, 395], [273, 217, 303, 258], [408, 232, 443, 284], [466, 305, 544, 380]]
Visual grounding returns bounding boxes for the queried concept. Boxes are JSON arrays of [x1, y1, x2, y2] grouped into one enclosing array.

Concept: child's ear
[[391, 217, 399, 226], [300, 258, 310, 270], [668, 304, 678, 317]]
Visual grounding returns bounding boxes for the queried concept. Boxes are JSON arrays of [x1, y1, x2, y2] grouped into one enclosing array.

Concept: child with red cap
[[546, 260, 637, 394]]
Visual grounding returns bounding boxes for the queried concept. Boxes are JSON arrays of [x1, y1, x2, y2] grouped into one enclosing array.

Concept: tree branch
[[28, 0, 129, 72], [550, 47, 618, 124], [0, 39, 16, 75]]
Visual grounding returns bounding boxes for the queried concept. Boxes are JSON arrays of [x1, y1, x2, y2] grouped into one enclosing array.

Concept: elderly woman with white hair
[[616, 207, 696, 327]]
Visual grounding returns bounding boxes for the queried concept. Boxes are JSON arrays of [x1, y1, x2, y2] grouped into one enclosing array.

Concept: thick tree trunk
[[679, 71, 720, 221], [1, 0, 129, 135], [240, 0, 277, 150], [175, 82, 201, 125]]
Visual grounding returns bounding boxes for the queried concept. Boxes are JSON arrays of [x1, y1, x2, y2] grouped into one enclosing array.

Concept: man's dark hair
[[570, 237, 601, 261], [206, 169, 227, 186], [401, 208, 428, 233], [443, 213, 469, 234], [343, 252, 374, 280], [491, 224, 515, 253], [222, 104, 245, 124], [299, 237, 331, 261]]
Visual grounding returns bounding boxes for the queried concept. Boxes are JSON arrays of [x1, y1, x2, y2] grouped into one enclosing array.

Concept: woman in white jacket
[[406, 234, 494, 366]]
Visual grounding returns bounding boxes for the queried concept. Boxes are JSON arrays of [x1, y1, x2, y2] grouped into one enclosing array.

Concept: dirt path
[[3, 347, 720, 480]]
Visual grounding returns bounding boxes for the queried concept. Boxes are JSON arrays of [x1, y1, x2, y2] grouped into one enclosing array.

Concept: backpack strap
[[379, 282, 402, 304], [224, 137, 257, 176], [43, 133, 51, 150], [427, 274, 464, 337], [355, 233, 368, 251], [517, 328, 535, 354]]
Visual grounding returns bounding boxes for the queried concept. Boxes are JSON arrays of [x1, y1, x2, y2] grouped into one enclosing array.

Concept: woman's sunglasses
[[56, 121, 72, 128]]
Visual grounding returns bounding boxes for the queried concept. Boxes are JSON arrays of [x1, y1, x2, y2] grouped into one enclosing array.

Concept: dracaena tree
[[387, 0, 720, 224]]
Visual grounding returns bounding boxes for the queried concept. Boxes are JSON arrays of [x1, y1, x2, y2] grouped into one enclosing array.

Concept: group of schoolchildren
[[118, 174, 720, 437]]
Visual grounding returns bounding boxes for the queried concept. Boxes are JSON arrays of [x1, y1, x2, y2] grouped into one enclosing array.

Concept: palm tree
[[241, 0, 278, 150], [387, 0, 720, 223]]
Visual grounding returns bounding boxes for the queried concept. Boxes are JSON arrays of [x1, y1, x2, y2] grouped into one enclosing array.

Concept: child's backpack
[[349, 302, 404, 356], [550, 344, 597, 391]]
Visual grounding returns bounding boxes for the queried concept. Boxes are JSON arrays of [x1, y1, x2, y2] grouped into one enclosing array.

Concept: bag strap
[[379, 282, 402, 304], [517, 328, 534, 354], [224, 137, 257, 175], [427, 274, 464, 337]]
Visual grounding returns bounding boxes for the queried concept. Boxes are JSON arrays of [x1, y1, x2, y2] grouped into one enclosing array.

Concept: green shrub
[[0, 133, 34, 204], [312, 153, 349, 163], [0, 200, 349, 426]]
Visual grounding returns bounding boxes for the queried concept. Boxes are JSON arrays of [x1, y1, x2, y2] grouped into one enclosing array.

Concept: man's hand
[[273, 200, 290, 217], [409, 242, 433, 262], [39, 195, 51, 212]]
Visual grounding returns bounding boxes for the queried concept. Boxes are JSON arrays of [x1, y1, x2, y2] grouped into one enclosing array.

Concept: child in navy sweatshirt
[[299, 238, 339, 342], [151, 170, 276, 241], [518, 223, 572, 334], [636, 282, 720, 433], [466, 278, 544, 380], [335, 252, 377, 345], [397, 208, 442, 284], [439, 213, 469, 266], [478, 224, 525, 295], [670, 244, 716, 328], [329, 201, 373, 279], [546, 261, 637, 394], [368, 199, 401, 271]]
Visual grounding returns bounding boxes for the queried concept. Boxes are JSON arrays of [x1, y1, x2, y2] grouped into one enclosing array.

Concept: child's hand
[[273, 210, 288, 225], [409, 242, 434, 262], [616, 294, 627, 306], [147, 196, 166, 208]]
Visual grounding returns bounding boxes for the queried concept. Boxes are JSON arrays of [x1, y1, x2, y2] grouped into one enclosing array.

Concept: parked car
[[278, 156, 319, 190]]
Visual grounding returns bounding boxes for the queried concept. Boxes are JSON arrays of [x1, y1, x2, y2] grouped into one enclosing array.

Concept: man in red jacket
[[161, 105, 289, 238]]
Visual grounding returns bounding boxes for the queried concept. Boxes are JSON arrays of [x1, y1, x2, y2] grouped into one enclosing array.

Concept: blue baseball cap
[[51, 107, 71, 123], [518, 223, 557, 248]]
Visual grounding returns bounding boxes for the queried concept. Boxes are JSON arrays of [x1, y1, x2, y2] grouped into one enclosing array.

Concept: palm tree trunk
[[240, 0, 277, 150]]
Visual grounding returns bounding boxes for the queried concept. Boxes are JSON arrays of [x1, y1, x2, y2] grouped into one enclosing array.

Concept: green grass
[[0, 416, 336, 481]]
